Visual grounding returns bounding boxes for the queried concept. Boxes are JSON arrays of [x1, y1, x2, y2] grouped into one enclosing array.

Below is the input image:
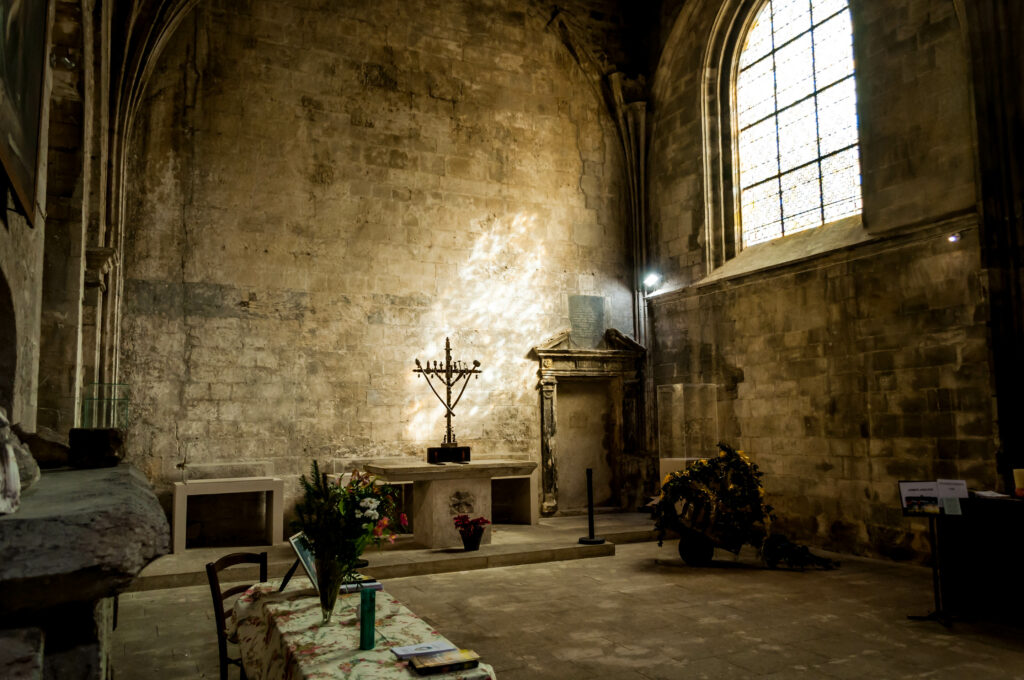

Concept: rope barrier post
[[578, 468, 605, 545]]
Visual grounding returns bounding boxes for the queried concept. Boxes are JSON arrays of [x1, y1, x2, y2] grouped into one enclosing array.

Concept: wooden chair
[[206, 552, 268, 680]]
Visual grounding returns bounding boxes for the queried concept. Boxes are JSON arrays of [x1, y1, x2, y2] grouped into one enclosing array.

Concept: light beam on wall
[[402, 212, 548, 444]]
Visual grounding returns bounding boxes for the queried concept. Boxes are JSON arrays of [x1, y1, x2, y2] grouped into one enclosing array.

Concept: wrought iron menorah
[[414, 337, 481, 464]]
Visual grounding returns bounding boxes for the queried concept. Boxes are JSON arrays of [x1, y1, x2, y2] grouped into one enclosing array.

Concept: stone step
[[127, 514, 660, 591]]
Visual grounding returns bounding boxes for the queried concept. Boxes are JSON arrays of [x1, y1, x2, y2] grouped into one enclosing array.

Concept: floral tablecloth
[[232, 578, 495, 680]]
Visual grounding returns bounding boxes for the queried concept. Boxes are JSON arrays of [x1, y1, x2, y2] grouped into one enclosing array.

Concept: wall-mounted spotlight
[[947, 232, 961, 243], [642, 272, 663, 293]]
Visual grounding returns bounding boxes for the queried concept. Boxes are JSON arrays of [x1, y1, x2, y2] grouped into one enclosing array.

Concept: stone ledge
[[0, 465, 169, 614], [364, 459, 537, 482], [649, 209, 979, 303]]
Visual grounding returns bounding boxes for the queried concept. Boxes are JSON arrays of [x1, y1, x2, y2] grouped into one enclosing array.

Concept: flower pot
[[460, 527, 483, 551]]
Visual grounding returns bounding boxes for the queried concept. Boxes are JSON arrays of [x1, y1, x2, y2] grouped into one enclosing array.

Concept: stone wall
[[119, 0, 632, 511], [646, 0, 991, 558], [0, 0, 54, 435], [0, 206, 43, 430]]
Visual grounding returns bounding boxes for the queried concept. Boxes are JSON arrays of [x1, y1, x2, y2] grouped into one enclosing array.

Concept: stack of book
[[391, 641, 481, 676], [338, 579, 383, 595]]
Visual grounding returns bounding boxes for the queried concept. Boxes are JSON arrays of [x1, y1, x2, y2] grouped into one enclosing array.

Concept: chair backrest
[[206, 552, 268, 643]]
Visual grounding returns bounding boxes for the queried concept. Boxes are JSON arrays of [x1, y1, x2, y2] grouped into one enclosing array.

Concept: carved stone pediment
[[533, 328, 644, 353], [533, 329, 573, 351], [532, 328, 645, 379]]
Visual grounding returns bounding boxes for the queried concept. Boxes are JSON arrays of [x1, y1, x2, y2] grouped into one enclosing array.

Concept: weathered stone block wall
[[651, 229, 991, 558], [120, 0, 631, 510], [647, 0, 991, 558], [0, 0, 54, 434], [0, 208, 44, 431]]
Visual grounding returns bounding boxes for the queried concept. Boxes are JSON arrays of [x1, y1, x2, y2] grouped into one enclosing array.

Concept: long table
[[232, 579, 495, 679]]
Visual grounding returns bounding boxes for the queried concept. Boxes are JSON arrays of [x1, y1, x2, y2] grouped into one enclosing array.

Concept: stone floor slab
[[112, 541, 1024, 679]]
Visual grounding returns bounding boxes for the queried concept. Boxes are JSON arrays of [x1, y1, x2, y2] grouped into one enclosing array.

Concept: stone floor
[[112, 540, 1024, 679]]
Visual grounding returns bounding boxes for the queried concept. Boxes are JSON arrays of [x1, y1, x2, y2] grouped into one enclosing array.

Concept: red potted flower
[[453, 514, 491, 551]]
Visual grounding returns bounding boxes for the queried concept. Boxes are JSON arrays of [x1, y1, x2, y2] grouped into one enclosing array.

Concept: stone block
[[10, 425, 68, 469], [412, 477, 491, 549], [2, 413, 39, 494], [0, 466, 168, 613], [0, 627, 43, 679], [0, 439, 19, 514], [68, 429, 123, 469]]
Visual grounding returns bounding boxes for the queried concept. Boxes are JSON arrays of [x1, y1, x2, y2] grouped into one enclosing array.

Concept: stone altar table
[[364, 459, 538, 549]]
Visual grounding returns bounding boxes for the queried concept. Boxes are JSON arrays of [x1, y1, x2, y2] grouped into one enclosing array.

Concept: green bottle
[[359, 588, 375, 650]]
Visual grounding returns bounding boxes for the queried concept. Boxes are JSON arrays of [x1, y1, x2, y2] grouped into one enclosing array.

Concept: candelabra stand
[[414, 337, 481, 464]]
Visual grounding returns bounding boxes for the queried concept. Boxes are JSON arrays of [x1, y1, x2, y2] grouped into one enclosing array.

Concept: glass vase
[[316, 554, 364, 624], [316, 557, 345, 625]]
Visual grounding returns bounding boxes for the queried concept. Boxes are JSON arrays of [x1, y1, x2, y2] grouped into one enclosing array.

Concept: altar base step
[[127, 512, 657, 592]]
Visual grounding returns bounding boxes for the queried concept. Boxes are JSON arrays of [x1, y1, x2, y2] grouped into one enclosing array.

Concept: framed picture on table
[[288, 531, 319, 592], [281, 531, 380, 594]]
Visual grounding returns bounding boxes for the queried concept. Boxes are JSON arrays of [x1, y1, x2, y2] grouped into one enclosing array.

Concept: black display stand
[[907, 514, 951, 626], [278, 557, 302, 592]]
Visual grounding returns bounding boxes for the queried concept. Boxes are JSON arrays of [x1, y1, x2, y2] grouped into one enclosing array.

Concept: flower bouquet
[[453, 514, 490, 551], [651, 442, 837, 570], [294, 461, 408, 623]]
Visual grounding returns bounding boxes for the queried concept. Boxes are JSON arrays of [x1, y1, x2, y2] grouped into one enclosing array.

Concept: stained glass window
[[736, 0, 861, 247]]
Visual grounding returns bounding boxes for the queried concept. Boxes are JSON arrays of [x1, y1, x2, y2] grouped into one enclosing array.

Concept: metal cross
[[413, 337, 481, 447]]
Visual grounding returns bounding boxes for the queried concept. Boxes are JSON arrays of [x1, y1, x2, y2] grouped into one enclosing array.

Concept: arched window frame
[[702, 0, 863, 273]]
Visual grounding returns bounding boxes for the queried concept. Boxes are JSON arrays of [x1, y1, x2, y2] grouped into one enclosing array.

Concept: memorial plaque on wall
[[568, 295, 605, 348]]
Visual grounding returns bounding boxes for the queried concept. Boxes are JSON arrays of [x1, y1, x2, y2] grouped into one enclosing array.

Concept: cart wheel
[[678, 533, 714, 566]]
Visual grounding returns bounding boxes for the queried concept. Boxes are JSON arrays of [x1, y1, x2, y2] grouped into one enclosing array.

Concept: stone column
[[961, 1, 1024, 485], [539, 376, 558, 515], [37, 0, 90, 434], [623, 376, 656, 501]]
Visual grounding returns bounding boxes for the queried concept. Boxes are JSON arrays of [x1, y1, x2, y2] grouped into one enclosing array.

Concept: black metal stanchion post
[[579, 468, 605, 545]]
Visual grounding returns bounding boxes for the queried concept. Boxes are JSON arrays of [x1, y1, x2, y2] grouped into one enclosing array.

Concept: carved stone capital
[[84, 247, 116, 291]]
